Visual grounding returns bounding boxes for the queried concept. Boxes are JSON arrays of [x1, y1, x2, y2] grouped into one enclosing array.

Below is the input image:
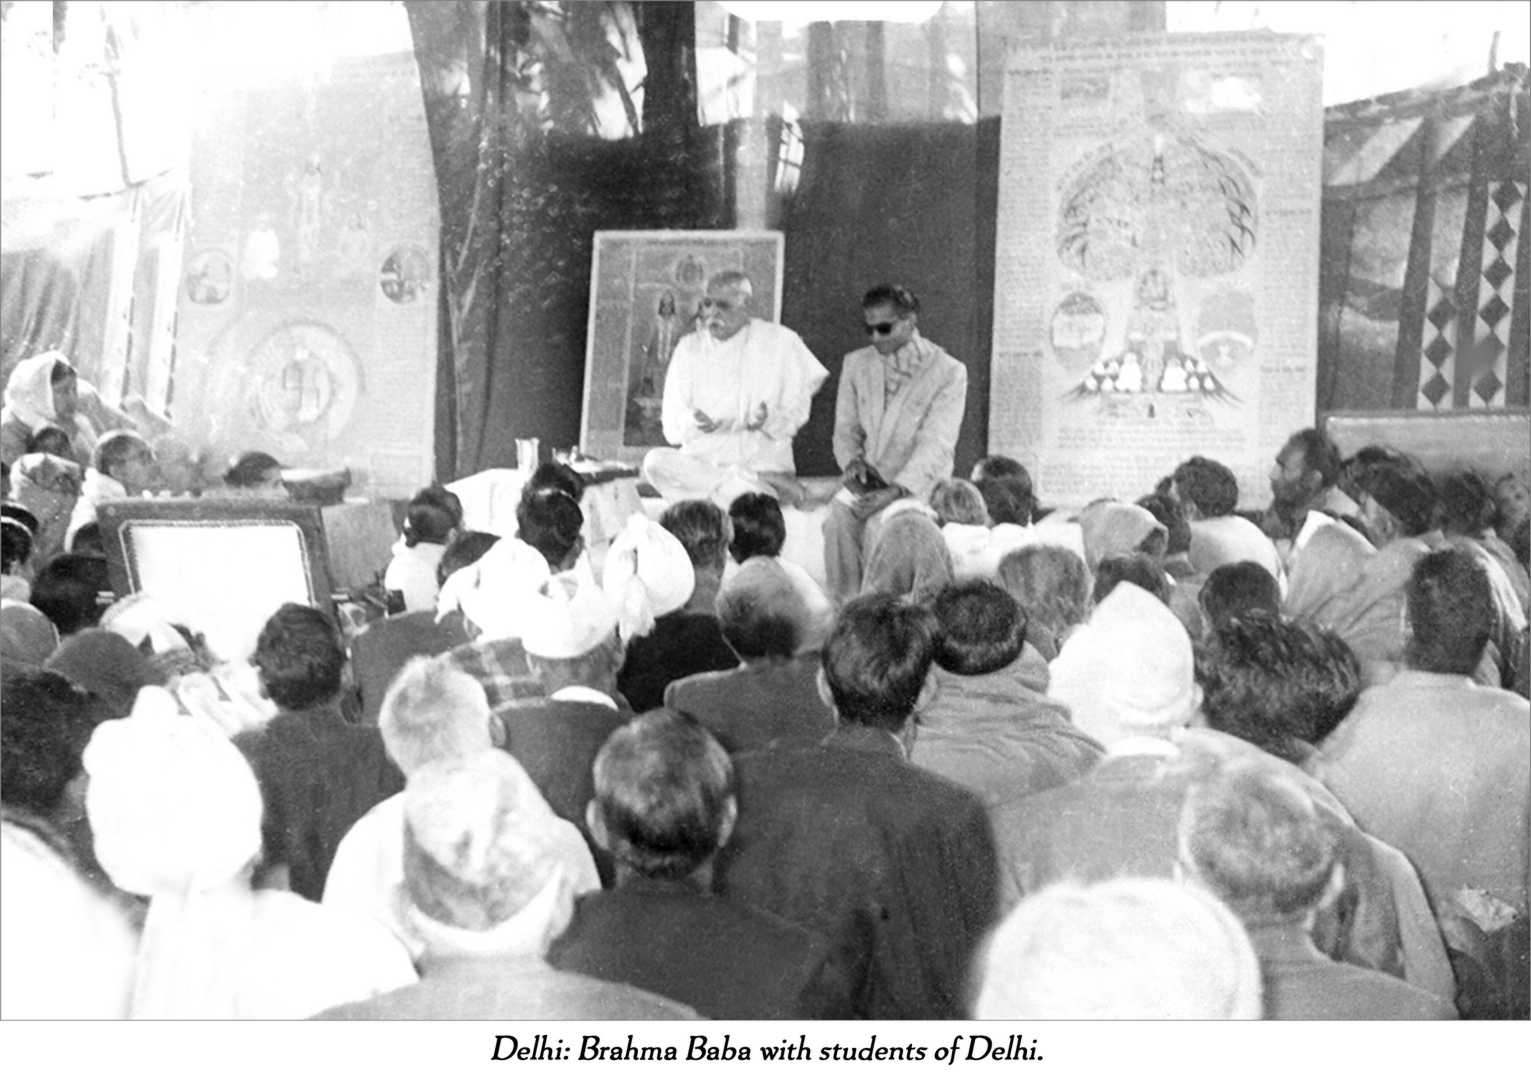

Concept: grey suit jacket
[[832, 335, 967, 501]]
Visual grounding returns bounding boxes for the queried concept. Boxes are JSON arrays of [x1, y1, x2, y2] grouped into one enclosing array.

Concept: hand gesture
[[852, 485, 902, 521], [744, 402, 770, 432], [693, 409, 722, 434]]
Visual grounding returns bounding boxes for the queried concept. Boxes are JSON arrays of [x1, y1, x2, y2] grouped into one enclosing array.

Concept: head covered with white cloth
[[601, 513, 695, 642]]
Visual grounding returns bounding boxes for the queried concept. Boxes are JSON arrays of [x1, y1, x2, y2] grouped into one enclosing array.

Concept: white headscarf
[[602, 513, 695, 641], [2, 351, 72, 431], [519, 573, 620, 661]]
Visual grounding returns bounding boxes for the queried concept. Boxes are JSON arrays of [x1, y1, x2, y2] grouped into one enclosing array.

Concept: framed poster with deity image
[[96, 499, 335, 665], [580, 230, 785, 467]]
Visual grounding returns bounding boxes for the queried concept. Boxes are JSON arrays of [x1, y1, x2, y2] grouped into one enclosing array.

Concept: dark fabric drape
[[781, 119, 1000, 478], [1318, 65, 1529, 414], [408, 0, 724, 480]]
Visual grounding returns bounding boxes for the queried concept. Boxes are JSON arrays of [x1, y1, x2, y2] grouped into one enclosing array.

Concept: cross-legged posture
[[824, 284, 967, 603], [642, 270, 827, 507]]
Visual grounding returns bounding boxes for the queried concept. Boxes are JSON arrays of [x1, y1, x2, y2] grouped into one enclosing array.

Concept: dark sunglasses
[[864, 320, 901, 336]]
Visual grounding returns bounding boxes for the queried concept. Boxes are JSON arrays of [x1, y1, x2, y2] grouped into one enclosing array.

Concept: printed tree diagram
[[1053, 111, 1259, 410]]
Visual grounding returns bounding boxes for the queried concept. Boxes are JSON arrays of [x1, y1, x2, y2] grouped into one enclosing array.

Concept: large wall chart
[[989, 33, 1324, 508]]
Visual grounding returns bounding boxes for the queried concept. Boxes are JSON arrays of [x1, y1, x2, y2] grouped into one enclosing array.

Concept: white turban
[[1048, 581, 1200, 747], [100, 592, 193, 656], [602, 513, 695, 641], [82, 686, 263, 898], [519, 573, 619, 661], [434, 536, 549, 642]]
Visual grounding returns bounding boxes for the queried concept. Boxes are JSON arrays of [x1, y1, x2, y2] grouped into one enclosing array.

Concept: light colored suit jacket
[[833, 335, 966, 501]]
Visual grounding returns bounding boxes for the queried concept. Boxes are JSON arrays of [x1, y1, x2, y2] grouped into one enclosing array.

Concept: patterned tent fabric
[[1319, 65, 1529, 413]]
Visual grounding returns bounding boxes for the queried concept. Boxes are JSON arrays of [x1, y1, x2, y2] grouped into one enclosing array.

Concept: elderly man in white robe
[[642, 271, 827, 509]]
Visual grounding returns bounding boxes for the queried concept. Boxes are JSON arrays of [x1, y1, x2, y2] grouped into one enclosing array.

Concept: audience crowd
[[2, 401, 1528, 1021]]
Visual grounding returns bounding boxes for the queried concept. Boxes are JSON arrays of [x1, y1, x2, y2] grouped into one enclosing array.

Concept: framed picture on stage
[[580, 230, 785, 468], [96, 499, 335, 665]]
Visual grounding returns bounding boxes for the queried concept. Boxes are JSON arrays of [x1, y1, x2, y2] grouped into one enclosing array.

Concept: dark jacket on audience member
[[715, 725, 999, 1019], [1250, 921, 1457, 1019], [663, 653, 835, 754], [350, 609, 471, 724], [617, 611, 738, 714], [234, 701, 403, 902], [496, 694, 629, 885], [547, 876, 856, 1019]]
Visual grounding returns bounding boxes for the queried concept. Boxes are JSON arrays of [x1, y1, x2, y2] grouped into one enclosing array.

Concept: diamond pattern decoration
[[1427, 296, 1457, 329], [1418, 270, 1456, 409], [1467, 180, 1525, 409], [1421, 371, 1452, 406]]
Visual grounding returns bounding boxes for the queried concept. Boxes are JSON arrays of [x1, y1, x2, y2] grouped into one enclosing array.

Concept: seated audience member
[[613, 508, 736, 713], [666, 557, 834, 753], [98, 593, 208, 682], [324, 658, 598, 959], [1092, 552, 1170, 605], [1314, 548, 1529, 1018], [1198, 560, 1281, 637], [2, 504, 35, 600], [1438, 469, 1529, 608], [1262, 427, 1357, 545], [0, 810, 137, 1018], [26, 424, 76, 461], [972, 877, 1261, 1020], [83, 689, 416, 1018], [441, 490, 585, 711], [1, 668, 124, 905], [1, 352, 100, 468], [990, 583, 1406, 976], [1493, 471, 1528, 555], [1178, 767, 1455, 1019], [64, 430, 155, 549], [221, 450, 286, 496], [1196, 614, 1360, 766], [716, 594, 999, 1019], [7, 437, 83, 565], [914, 581, 1102, 808], [971, 455, 1037, 527], [1078, 499, 1167, 573], [549, 709, 854, 1019], [233, 604, 403, 901], [1282, 511, 1376, 628], [383, 485, 462, 613], [0, 600, 59, 668], [68, 520, 104, 557], [524, 460, 586, 503], [44, 628, 166, 718], [860, 509, 955, 603], [1138, 491, 1195, 580], [503, 575, 631, 882], [353, 530, 499, 724], [316, 751, 697, 1019], [929, 478, 993, 581], [1330, 453, 1444, 684], [995, 544, 1092, 663], [725, 491, 831, 648], [1172, 455, 1281, 579], [28, 552, 110, 638]]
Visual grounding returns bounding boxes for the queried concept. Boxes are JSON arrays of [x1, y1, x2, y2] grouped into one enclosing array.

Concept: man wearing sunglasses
[[825, 284, 968, 604], [643, 271, 827, 509]]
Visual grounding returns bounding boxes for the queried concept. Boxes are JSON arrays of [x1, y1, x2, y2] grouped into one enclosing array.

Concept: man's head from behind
[[1350, 451, 1436, 542], [727, 492, 785, 563], [971, 456, 1036, 527], [522, 575, 625, 695], [932, 580, 1027, 677], [402, 750, 584, 951], [1178, 765, 1340, 930], [29, 553, 109, 637], [1406, 547, 1493, 675], [516, 487, 584, 572], [1198, 560, 1281, 636], [973, 877, 1261, 1019], [821, 593, 938, 733], [716, 556, 808, 662], [588, 709, 736, 883], [378, 658, 494, 777], [252, 602, 345, 711], [929, 478, 989, 527], [1195, 613, 1361, 763], [700, 271, 753, 341], [1172, 456, 1239, 520], [661, 500, 730, 576]]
